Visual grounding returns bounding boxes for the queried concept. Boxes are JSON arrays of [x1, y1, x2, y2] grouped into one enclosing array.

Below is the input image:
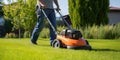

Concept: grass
[[0, 38, 120, 60]]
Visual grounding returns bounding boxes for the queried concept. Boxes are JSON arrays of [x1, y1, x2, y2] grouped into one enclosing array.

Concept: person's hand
[[40, 4, 46, 9], [56, 7, 61, 12]]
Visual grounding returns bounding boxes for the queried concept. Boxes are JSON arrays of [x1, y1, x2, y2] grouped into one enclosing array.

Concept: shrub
[[38, 26, 65, 39], [81, 24, 120, 39], [39, 28, 49, 38], [114, 23, 120, 39], [83, 25, 98, 39], [57, 26, 65, 33], [24, 31, 31, 38], [5, 33, 16, 38], [101, 26, 114, 39]]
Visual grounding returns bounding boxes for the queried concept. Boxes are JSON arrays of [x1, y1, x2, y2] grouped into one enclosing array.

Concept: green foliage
[[82, 24, 120, 39], [23, 31, 30, 38], [39, 28, 50, 38], [68, 0, 109, 29], [68, 0, 81, 29], [38, 26, 65, 38], [114, 23, 120, 39], [3, 0, 37, 33], [0, 38, 120, 60]]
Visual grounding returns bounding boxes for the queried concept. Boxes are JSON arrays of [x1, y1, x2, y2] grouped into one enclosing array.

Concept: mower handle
[[41, 7, 72, 29], [56, 10, 72, 29], [41, 7, 72, 30]]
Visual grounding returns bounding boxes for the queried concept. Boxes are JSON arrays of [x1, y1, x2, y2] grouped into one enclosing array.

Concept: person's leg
[[48, 10, 57, 45], [31, 9, 44, 44]]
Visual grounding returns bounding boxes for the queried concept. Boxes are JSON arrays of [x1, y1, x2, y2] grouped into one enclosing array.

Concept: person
[[31, 0, 60, 45]]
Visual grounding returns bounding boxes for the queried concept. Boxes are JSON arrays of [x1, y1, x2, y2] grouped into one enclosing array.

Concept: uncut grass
[[0, 38, 120, 60]]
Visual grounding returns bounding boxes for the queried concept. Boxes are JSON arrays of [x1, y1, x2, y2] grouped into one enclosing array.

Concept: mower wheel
[[85, 40, 92, 50], [52, 39, 62, 48], [85, 40, 89, 45], [85, 45, 92, 50]]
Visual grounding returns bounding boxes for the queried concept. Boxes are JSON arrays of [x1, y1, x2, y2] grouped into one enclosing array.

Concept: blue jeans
[[31, 9, 56, 44]]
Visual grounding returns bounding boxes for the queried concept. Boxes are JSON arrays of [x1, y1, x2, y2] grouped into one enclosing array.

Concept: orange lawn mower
[[42, 9, 92, 50]]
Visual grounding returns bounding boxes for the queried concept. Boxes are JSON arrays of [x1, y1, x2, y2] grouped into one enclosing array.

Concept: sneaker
[[31, 41, 37, 45]]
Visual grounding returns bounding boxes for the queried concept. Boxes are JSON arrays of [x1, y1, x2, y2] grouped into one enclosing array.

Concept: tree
[[3, 0, 37, 37], [68, 0, 109, 29]]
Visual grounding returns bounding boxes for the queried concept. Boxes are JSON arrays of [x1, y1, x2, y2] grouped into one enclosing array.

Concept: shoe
[[50, 40, 54, 46], [50, 43, 52, 46], [31, 41, 37, 45]]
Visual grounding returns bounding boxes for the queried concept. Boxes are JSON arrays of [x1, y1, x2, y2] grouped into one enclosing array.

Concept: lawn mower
[[42, 9, 92, 50]]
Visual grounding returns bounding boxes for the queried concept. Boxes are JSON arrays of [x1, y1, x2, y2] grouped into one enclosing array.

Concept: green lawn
[[0, 38, 120, 60]]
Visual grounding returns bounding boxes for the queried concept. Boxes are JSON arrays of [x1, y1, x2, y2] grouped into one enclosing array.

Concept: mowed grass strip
[[0, 38, 120, 60]]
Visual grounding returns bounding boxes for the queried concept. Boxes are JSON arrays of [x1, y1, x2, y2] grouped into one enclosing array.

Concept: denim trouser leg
[[44, 9, 57, 44], [48, 10, 57, 44], [31, 9, 56, 44], [31, 9, 44, 43]]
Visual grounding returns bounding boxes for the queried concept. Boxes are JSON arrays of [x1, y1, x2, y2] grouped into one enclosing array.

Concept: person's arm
[[38, 0, 46, 9], [54, 0, 60, 11]]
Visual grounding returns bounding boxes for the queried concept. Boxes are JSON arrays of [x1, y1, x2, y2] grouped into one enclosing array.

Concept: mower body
[[52, 29, 92, 50], [56, 35, 92, 50]]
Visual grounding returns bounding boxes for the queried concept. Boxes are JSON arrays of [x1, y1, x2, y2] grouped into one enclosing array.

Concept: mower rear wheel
[[85, 40, 89, 45], [85, 40, 92, 50], [52, 39, 63, 48]]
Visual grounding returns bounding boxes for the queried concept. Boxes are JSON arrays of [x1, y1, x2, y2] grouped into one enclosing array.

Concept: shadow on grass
[[92, 48, 120, 52], [37, 44, 51, 47]]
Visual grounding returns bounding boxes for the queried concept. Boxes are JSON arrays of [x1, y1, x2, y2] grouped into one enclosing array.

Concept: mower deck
[[52, 35, 92, 50]]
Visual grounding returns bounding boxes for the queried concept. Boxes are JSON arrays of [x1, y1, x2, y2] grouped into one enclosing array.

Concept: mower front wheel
[[52, 39, 63, 48]]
